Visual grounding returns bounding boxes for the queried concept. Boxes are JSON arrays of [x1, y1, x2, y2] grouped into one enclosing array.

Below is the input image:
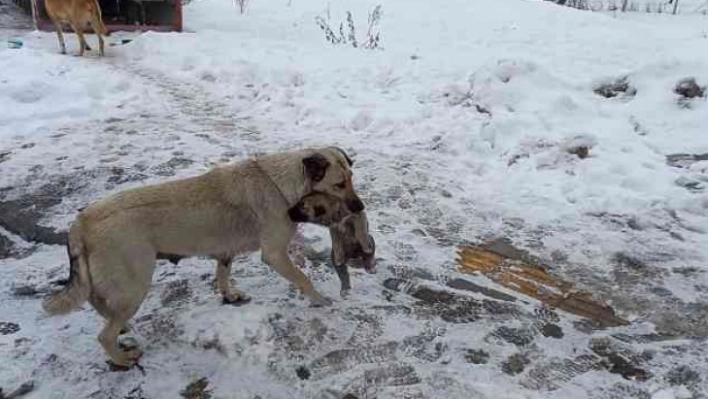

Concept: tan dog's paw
[[108, 343, 143, 371], [222, 291, 252, 306], [106, 351, 141, 371]]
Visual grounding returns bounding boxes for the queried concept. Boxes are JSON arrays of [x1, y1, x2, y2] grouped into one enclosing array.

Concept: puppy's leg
[[215, 256, 251, 305], [332, 261, 351, 297]]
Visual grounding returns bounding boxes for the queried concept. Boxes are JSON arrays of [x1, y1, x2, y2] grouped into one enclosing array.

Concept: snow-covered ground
[[1, 0, 707, 397]]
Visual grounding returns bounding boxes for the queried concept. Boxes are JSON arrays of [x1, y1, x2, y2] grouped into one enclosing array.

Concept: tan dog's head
[[302, 147, 364, 213], [288, 192, 349, 226]]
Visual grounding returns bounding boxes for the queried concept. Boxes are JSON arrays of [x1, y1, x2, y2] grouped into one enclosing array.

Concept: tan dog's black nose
[[347, 198, 365, 213]]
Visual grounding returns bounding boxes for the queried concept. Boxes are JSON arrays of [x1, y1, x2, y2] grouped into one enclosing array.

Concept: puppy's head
[[288, 192, 349, 227], [302, 147, 364, 213]]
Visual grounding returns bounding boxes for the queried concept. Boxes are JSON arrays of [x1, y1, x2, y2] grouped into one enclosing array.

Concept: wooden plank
[[457, 245, 629, 327]]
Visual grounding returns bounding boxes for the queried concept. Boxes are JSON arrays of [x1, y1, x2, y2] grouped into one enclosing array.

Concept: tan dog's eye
[[336, 181, 346, 189]]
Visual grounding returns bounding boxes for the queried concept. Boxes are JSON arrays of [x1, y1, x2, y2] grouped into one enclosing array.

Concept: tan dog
[[288, 193, 376, 296], [42, 147, 363, 368], [45, 0, 108, 56]]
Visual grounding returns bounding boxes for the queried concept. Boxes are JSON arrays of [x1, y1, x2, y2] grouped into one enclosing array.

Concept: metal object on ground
[[8, 39, 23, 48]]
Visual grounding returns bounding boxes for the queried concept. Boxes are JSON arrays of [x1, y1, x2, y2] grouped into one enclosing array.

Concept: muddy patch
[[502, 353, 531, 375], [160, 279, 192, 307], [464, 349, 490, 364], [180, 377, 212, 399], [308, 342, 399, 380], [0, 167, 152, 248], [488, 326, 537, 347], [0, 321, 20, 335], [590, 337, 651, 381], [0, 233, 15, 258]]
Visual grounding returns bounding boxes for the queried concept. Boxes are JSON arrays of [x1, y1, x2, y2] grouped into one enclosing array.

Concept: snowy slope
[[1, 0, 708, 398]]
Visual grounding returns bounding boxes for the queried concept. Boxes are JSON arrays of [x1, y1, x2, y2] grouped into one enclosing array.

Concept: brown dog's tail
[[88, 0, 109, 36], [42, 223, 91, 316]]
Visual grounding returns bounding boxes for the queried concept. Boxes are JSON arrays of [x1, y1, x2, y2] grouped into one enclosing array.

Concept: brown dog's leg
[[69, 22, 88, 56], [51, 20, 67, 54], [215, 257, 251, 305], [90, 16, 104, 56], [96, 30, 104, 57]]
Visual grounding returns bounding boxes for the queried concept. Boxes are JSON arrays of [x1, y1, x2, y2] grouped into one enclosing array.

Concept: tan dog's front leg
[[261, 247, 331, 307], [215, 256, 251, 306]]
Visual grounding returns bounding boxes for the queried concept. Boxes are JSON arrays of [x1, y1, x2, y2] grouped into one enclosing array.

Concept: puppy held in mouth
[[289, 192, 376, 297]]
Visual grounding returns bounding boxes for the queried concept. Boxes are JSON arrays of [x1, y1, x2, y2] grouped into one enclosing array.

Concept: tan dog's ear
[[303, 154, 330, 182], [332, 147, 354, 166]]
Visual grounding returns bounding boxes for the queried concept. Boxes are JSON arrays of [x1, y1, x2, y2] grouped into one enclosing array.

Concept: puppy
[[288, 193, 376, 296]]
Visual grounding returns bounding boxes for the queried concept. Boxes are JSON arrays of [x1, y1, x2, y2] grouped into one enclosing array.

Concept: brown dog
[[45, 0, 108, 56], [42, 147, 363, 368]]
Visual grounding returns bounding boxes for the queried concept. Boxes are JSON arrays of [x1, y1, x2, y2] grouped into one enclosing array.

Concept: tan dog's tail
[[88, 0, 109, 36], [42, 224, 91, 315]]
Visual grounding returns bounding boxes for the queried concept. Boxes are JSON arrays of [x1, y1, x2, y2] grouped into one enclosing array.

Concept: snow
[[1, 0, 708, 397]]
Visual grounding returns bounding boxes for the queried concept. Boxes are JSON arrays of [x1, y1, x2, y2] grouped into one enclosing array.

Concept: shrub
[[315, 4, 383, 50]]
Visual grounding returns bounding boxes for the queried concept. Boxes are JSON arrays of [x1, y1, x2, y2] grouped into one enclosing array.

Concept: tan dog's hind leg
[[89, 243, 154, 367], [215, 257, 251, 305], [92, 292, 142, 366]]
